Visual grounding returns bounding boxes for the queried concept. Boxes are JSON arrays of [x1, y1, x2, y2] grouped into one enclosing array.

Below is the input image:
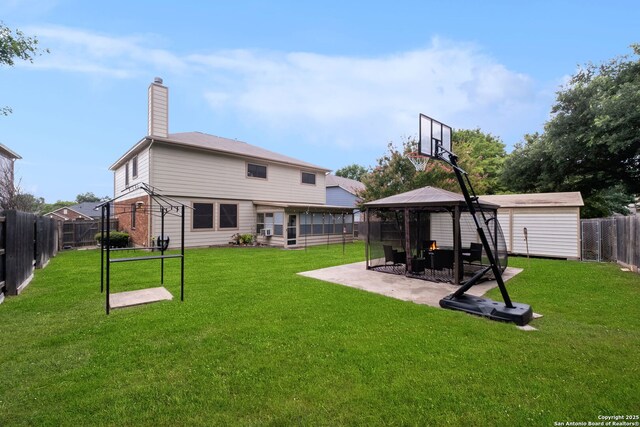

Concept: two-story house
[[109, 78, 354, 249]]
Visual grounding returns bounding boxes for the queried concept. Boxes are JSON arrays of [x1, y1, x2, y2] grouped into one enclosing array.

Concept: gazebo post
[[404, 207, 412, 274], [365, 208, 370, 269], [453, 205, 461, 286]]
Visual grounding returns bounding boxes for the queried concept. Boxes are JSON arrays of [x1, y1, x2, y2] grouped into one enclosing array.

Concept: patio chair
[[410, 257, 427, 274], [383, 245, 406, 265], [431, 249, 454, 272], [462, 242, 483, 264]]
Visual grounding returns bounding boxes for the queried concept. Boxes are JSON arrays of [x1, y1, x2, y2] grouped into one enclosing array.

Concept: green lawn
[[1, 242, 638, 426]]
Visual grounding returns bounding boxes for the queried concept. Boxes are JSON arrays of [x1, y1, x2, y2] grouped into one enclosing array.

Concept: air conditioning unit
[[261, 228, 273, 237]]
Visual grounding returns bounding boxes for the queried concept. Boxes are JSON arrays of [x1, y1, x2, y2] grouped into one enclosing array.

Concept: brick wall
[[114, 195, 150, 247]]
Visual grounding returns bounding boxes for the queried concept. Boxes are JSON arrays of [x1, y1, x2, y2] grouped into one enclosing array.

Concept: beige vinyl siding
[[507, 207, 581, 259], [430, 212, 479, 248], [497, 211, 512, 252], [113, 149, 150, 199], [151, 198, 255, 249], [148, 84, 168, 138], [256, 236, 285, 246], [430, 212, 453, 247], [151, 144, 326, 204]]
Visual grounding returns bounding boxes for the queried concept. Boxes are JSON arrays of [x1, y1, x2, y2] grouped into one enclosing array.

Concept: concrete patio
[[298, 261, 523, 308]]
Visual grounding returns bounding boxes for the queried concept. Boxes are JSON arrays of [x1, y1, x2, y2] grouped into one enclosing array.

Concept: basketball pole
[[417, 113, 532, 325], [442, 149, 514, 308]]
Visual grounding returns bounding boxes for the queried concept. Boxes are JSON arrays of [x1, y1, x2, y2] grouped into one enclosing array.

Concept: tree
[[13, 193, 45, 213], [0, 164, 45, 212], [76, 192, 104, 203], [358, 137, 457, 205], [501, 133, 553, 193], [453, 129, 507, 195], [335, 164, 368, 181], [1, 22, 48, 115], [502, 45, 640, 217], [358, 130, 507, 205], [0, 160, 20, 209], [40, 200, 75, 214]]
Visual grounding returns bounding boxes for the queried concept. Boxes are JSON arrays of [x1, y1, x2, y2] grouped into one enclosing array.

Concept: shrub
[[230, 233, 254, 245], [95, 231, 130, 248]]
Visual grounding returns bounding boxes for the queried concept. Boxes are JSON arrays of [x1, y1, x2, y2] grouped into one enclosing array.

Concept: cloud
[[192, 38, 545, 150], [22, 25, 187, 77], [21, 25, 550, 153]]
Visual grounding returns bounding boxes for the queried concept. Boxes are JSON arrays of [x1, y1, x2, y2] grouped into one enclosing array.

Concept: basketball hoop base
[[439, 294, 533, 326]]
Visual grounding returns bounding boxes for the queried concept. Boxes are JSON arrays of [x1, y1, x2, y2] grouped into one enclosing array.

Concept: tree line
[[337, 45, 640, 218]]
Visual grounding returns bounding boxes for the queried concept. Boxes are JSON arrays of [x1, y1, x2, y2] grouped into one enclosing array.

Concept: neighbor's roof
[[0, 143, 22, 160], [44, 206, 92, 221], [325, 174, 365, 195], [479, 192, 584, 208], [70, 202, 105, 218], [110, 131, 330, 172], [364, 186, 499, 209], [45, 202, 113, 220]]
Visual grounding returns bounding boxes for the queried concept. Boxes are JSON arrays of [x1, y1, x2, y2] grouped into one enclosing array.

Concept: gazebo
[[364, 186, 508, 286]]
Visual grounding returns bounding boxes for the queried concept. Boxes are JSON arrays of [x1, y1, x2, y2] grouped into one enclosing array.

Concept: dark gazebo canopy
[[363, 186, 507, 286], [364, 186, 499, 210]]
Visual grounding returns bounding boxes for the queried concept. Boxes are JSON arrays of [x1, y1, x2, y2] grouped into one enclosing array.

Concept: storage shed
[[479, 192, 584, 259]]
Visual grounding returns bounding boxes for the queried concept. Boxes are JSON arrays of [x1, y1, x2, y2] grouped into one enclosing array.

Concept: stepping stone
[[109, 286, 173, 309]]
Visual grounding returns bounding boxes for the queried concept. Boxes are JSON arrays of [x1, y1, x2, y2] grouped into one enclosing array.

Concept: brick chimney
[[148, 77, 168, 138]]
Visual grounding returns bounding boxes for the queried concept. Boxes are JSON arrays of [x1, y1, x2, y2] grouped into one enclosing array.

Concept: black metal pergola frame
[[364, 187, 503, 286], [98, 182, 191, 315]]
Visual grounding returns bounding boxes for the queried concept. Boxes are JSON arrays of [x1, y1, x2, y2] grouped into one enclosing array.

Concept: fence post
[[630, 217, 637, 272], [0, 213, 5, 296]]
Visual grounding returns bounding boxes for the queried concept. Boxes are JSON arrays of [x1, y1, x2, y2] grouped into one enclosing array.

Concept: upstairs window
[[193, 203, 214, 229], [125, 162, 130, 187], [247, 163, 267, 179], [301, 172, 316, 185], [132, 155, 138, 178]]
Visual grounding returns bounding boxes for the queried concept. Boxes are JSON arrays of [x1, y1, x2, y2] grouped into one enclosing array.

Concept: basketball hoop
[[407, 152, 430, 172]]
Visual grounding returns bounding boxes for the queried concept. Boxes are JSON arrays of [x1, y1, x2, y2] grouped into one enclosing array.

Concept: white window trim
[[301, 171, 317, 186], [191, 201, 215, 231], [246, 162, 268, 180]]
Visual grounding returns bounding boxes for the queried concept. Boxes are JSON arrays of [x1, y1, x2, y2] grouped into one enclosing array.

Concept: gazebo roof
[[364, 186, 499, 209]]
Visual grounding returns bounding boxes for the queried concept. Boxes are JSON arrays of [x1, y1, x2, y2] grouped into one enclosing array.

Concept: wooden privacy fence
[[60, 219, 118, 249], [581, 216, 639, 272], [0, 210, 58, 297]]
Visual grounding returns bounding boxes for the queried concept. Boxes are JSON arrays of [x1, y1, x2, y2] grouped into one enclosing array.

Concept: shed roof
[[479, 192, 584, 208], [325, 174, 365, 195], [111, 131, 329, 172], [364, 186, 499, 209]]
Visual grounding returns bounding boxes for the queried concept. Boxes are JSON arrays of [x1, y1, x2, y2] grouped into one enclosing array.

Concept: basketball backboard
[[418, 114, 452, 159]]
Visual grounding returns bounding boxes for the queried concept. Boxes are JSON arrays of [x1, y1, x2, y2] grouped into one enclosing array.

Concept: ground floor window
[[219, 203, 238, 229], [299, 212, 353, 236], [193, 202, 214, 229], [256, 212, 284, 236]]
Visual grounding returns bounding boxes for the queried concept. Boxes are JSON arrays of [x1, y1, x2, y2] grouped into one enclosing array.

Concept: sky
[[1, 0, 638, 203]]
